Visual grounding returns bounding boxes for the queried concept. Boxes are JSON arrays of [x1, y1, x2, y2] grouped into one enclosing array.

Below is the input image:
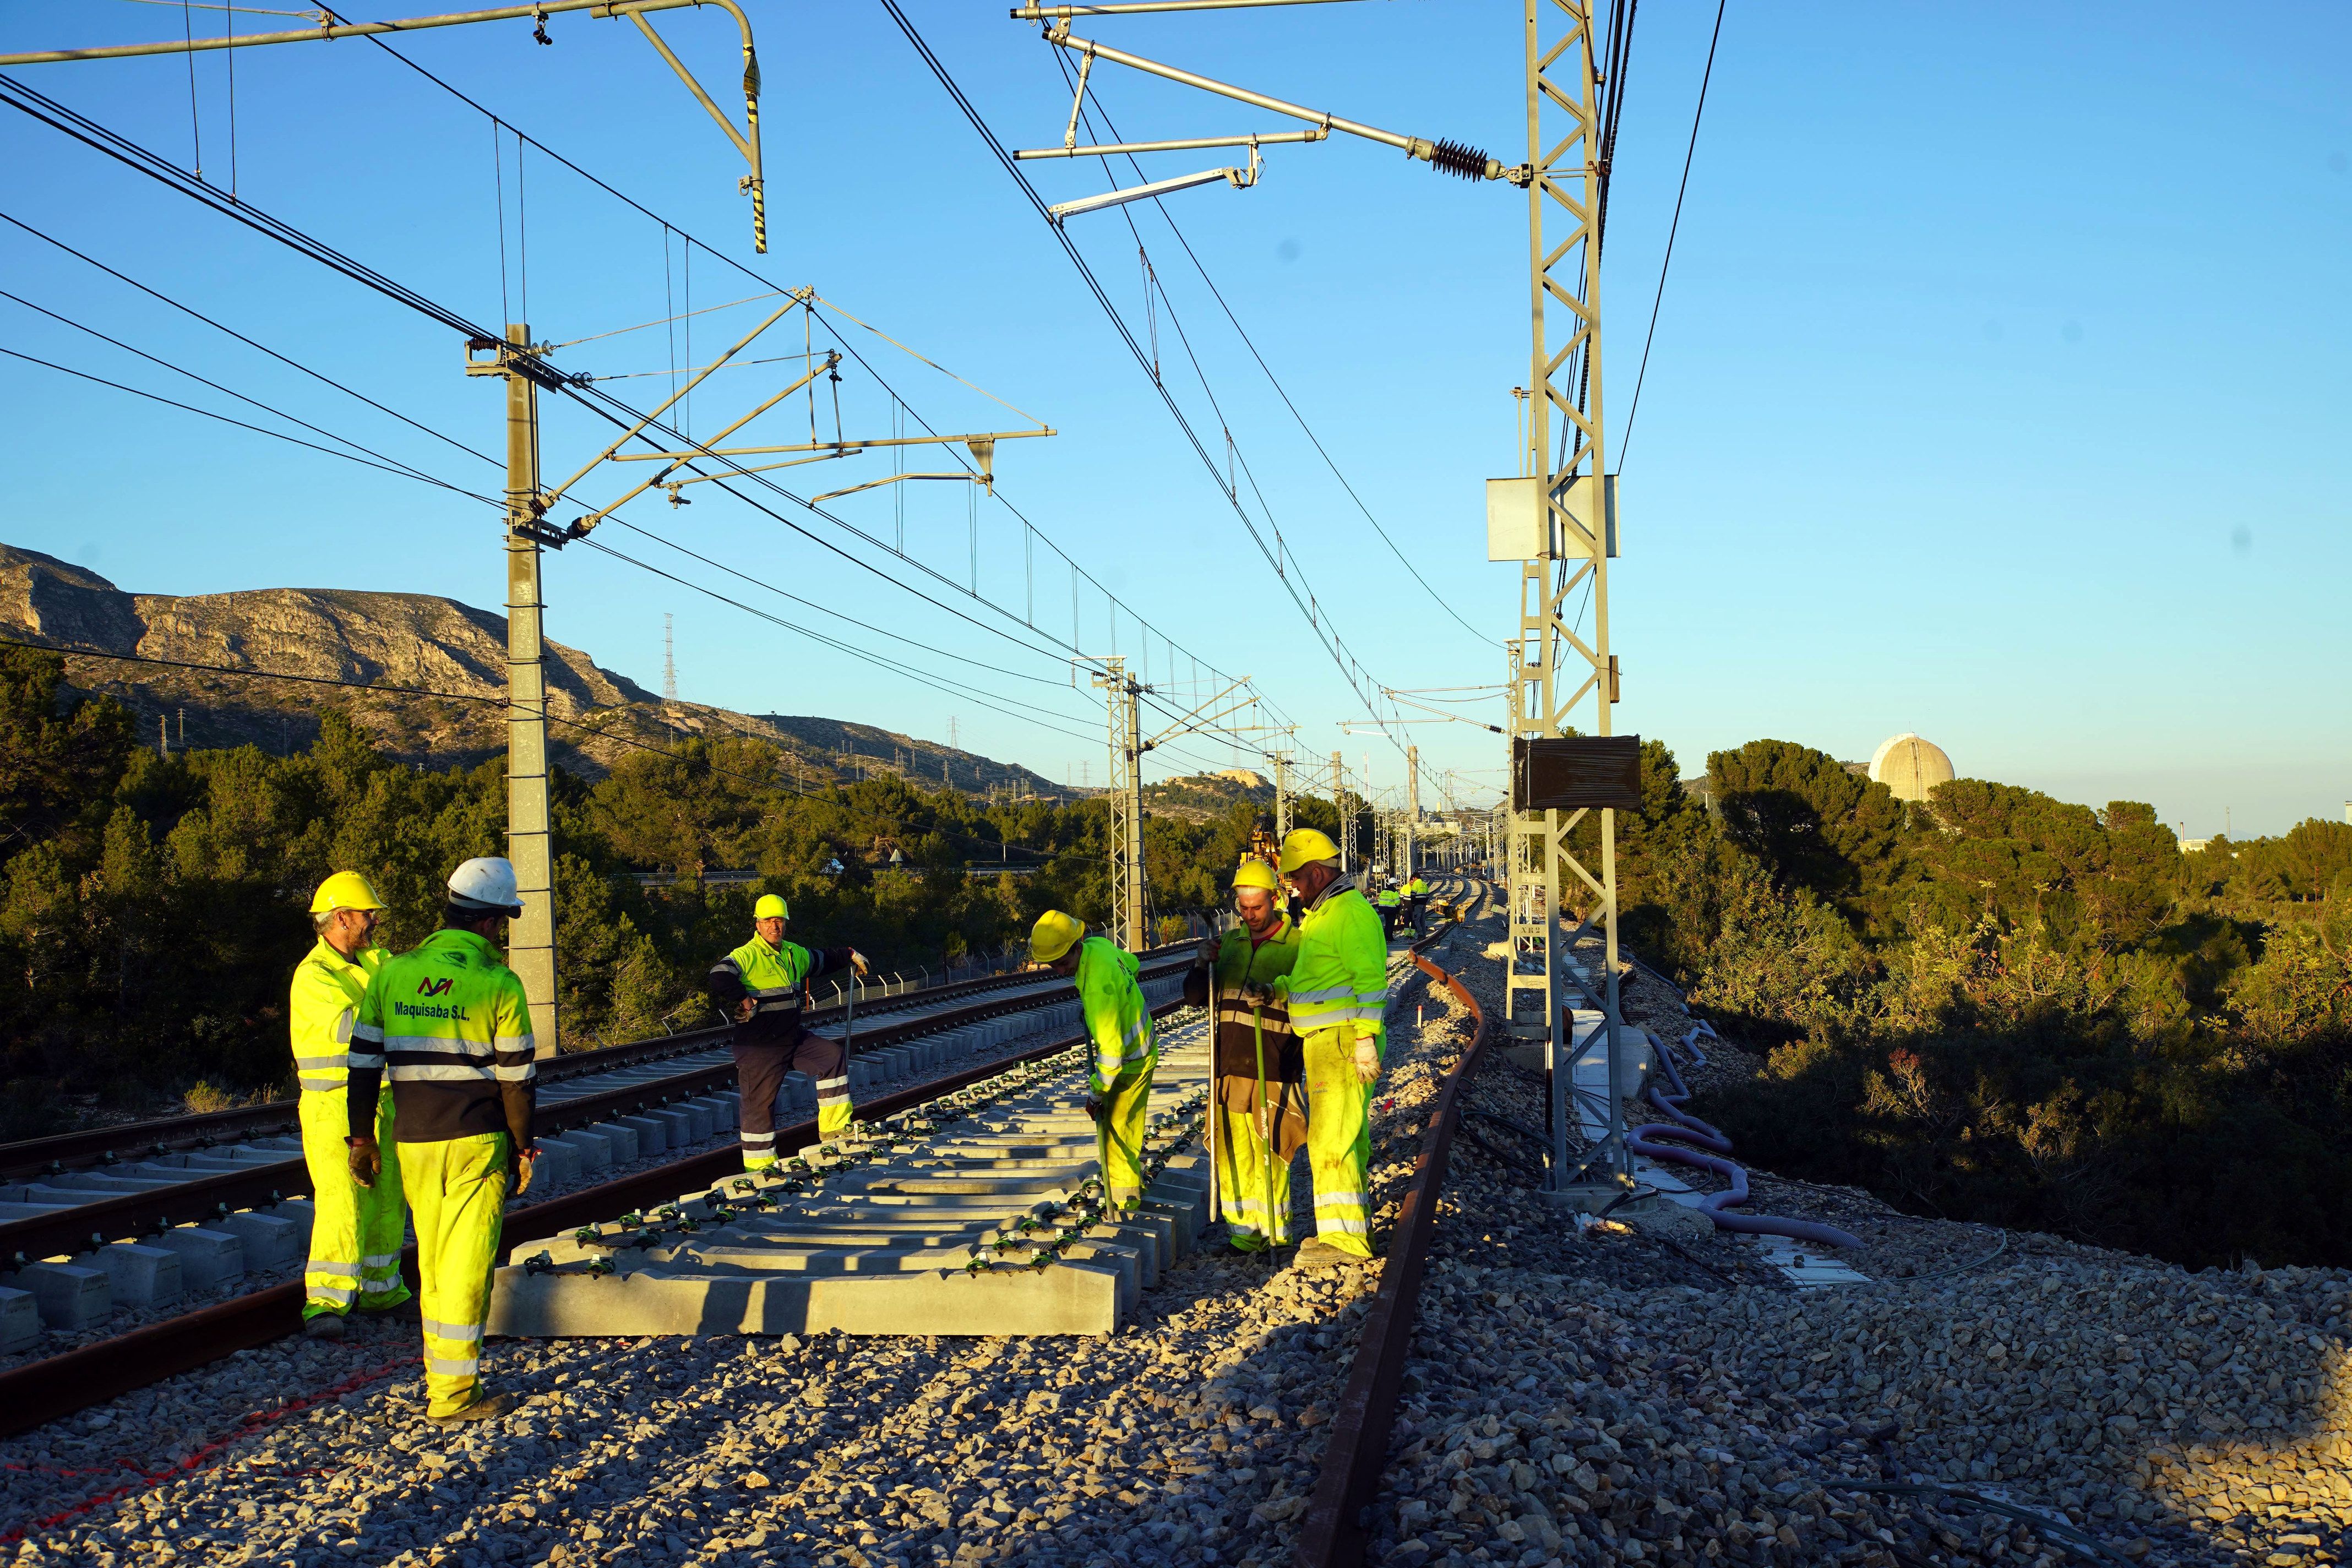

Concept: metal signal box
[[1486, 473, 1618, 561]]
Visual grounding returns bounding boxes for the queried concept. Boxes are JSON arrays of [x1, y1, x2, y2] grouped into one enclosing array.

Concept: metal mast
[[1508, 0, 1627, 1199], [1093, 658, 1148, 950], [496, 323, 558, 1059], [1404, 743, 1420, 876], [1273, 750, 1292, 841], [1331, 749, 1349, 878]]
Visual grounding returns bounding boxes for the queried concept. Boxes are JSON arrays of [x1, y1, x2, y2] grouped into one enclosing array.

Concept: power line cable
[[876, 0, 1414, 763], [1618, 0, 1723, 470], [0, 345, 502, 505], [1, 286, 488, 496], [0, 209, 499, 470], [1061, 65, 1494, 650]]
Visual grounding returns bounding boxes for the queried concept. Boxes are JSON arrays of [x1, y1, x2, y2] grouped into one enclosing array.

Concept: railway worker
[[706, 893, 870, 1168], [1406, 871, 1431, 938], [344, 857, 538, 1425], [1375, 880, 1404, 940], [288, 871, 410, 1341], [1182, 858, 1305, 1253], [1031, 910, 1156, 1214], [1272, 827, 1390, 1270]]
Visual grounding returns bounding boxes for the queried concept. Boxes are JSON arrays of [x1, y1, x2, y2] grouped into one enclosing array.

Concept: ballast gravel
[[8, 881, 2346, 1568]]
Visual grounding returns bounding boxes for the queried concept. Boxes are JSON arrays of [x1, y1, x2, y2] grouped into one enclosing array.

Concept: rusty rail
[[1295, 890, 1490, 1568], [0, 993, 1190, 1440]]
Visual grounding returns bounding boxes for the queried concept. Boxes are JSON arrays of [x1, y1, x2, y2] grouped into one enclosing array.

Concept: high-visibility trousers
[[297, 1086, 410, 1320], [1213, 1083, 1297, 1250], [1093, 1060, 1156, 1211], [736, 1035, 855, 1169], [399, 1133, 510, 1419], [1302, 1026, 1380, 1257]]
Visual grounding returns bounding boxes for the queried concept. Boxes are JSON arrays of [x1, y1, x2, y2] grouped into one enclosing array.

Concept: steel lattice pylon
[[1093, 658, 1148, 951], [1507, 0, 1632, 1202]]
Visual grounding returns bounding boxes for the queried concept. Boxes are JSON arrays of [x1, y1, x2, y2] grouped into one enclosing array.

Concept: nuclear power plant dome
[[1869, 733, 1955, 803]]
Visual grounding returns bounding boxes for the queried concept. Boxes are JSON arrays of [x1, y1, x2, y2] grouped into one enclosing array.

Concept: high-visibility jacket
[[1407, 877, 1429, 901], [1277, 879, 1389, 1047], [349, 928, 536, 1145], [1075, 936, 1155, 1095], [1182, 916, 1304, 1082], [289, 939, 384, 1096], [1376, 888, 1402, 909], [706, 934, 853, 1050]]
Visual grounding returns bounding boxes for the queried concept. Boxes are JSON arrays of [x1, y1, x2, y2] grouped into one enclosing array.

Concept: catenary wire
[[0, 346, 503, 506], [876, 0, 1414, 763], [0, 64, 1281, 781], [1618, 0, 1724, 470], [0, 209, 500, 470], [326, 26, 1281, 754], [1, 286, 488, 496], [1061, 64, 1495, 651]]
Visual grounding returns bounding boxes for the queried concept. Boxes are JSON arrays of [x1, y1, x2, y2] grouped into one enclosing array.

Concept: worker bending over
[[706, 893, 869, 1167], [1033, 910, 1156, 1213], [345, 857, 537, 1425], [1273, 829, 1390, 1268], [1182, 858, 1304, 1254], [288, 872, 410, 1340]]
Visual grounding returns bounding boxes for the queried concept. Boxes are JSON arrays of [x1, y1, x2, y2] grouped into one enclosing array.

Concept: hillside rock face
[[0, 542, 1067, 798]]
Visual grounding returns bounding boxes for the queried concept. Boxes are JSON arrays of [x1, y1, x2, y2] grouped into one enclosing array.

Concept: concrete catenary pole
[[498, 323, 558, 1058]]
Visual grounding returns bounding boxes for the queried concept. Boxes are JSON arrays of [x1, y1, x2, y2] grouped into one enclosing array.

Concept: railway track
[[0, 949, 1193, 1430]]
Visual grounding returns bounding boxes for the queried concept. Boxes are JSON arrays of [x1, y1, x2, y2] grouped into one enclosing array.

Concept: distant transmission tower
[[662, 613, 678, 702]]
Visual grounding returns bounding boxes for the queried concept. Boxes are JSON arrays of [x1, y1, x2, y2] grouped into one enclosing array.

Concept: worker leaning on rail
[[706, 893, 869, 1168], [1182, 857, 1304, 1254], [288, 872, 411, 1341], [345, 857, 538, 1426], [1272, 827, 1390, 1270], [1032, 910, 1156, 1213]]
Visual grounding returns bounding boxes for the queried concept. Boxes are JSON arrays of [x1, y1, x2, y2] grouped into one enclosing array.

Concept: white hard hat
[[448, 856, 524, 917]]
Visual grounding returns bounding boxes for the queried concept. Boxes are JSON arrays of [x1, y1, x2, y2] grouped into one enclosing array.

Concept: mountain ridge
[[0, 542, 1072, 799]]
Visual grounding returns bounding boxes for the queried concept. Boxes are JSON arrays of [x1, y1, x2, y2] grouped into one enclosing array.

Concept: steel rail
[[0, 954, 1175, 1181], [0, 956, 1189, 1267], [1295, 891, 1490, 1568], [0, 990, 1195, 1440]]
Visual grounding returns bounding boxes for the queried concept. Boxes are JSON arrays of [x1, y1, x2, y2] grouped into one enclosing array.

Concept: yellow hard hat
[[1276, 827, 1341, 875], [1231, 857, 1281, 894], [1030, 910, 1085, 963], [754, 894, 790, 921], [309, 870, 386, 916]]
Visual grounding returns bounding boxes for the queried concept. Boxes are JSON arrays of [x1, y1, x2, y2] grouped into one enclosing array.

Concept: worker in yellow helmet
[[706, 892, 870, 1167], [346, 857, 538, 1424], [1032, 910, 1156, 1213], [1271, 827, 1390, 1268], [288, 872, 410, 1340], [1183, 858, 1304, 1253]]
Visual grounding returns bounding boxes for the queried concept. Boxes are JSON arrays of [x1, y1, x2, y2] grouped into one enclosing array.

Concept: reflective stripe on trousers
[[297, 1087, 410, 1320], [1215, 1097, 1293, 1247], [399, 1132, 509, 1418], [1301, 1027, 1378, 1257], [1094, 1062, 1155, 1212]]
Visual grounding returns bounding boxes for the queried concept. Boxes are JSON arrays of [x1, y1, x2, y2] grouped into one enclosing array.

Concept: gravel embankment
[[0, 924, 1480, 1566], [1367, 904, 2352, 1568]]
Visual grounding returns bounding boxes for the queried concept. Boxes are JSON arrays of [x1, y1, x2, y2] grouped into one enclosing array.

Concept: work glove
[[346, 1136, 380, 1188], [734, 997, 758, 1025], [1193, 937, 1218, 968], [851, 950, 871, 977], [1084, 1096, 1105, 1125], [512, 1146, 537, 1196], [1353, 1038, 1381, 1086], [1233, 983, 1275, 1009]]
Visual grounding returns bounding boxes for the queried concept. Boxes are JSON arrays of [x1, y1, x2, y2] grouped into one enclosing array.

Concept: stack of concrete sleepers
[[487, 1015, 1210, 1340]]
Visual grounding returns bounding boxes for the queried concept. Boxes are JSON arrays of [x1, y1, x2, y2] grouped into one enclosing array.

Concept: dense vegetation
[[1608, 736, 2352, 1272], [0, 646, 1352, 1132]]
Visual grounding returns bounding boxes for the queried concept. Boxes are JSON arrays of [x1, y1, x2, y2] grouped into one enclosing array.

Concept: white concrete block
[[89, 1242, 183, 1307], [154, 1226, 244, 1290], [12, 1261, 111, 1329]]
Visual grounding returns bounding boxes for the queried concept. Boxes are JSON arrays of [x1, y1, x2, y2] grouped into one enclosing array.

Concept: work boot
[[302, 1313, 347, 1342], [1291, 1238, 1349, 1272], [430, 1391, 519, 1427]]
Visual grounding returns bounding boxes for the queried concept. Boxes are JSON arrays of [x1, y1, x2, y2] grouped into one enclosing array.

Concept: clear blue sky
[[2, 2, 2344, 836]]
